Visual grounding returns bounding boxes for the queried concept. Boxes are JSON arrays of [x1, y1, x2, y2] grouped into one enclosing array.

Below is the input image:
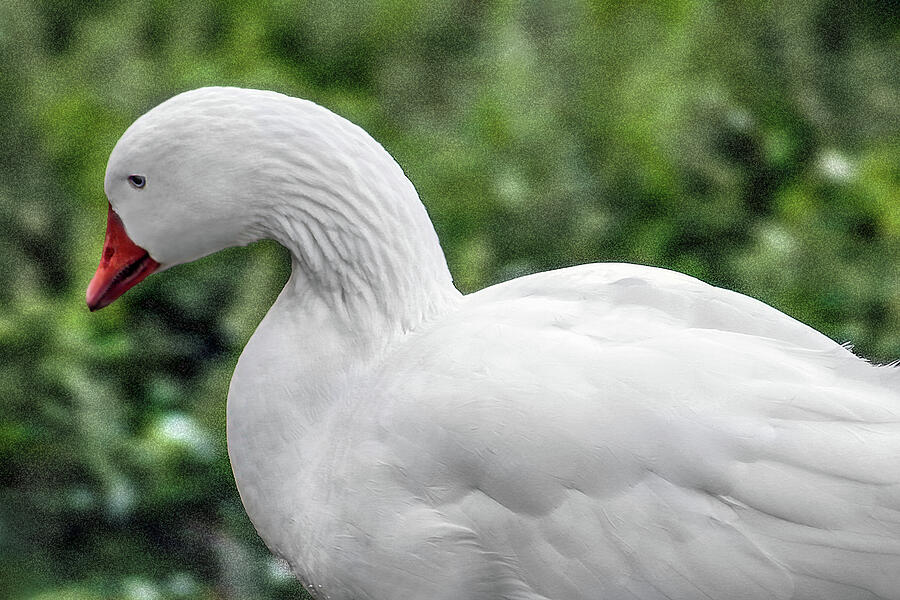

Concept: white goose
[[87, 87, 900, 600]]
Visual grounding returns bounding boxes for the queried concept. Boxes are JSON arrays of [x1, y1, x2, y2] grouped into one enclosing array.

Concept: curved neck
[[253, 109, 460, 338]]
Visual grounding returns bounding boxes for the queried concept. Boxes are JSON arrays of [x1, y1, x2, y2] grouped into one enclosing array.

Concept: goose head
[[86, 88, 282, 310], [87, 87, 456, 325]]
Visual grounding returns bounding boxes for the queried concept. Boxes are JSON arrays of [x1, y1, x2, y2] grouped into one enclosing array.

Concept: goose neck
[[258, 172, 460, 339]]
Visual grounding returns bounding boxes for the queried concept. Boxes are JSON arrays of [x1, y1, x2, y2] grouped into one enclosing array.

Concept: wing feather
[[380, 263, 900, 599]]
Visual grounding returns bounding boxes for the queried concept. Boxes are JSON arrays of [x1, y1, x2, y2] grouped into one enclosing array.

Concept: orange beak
[[86, 203, 160, 311]]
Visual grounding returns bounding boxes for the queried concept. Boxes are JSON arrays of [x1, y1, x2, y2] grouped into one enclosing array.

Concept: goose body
[[89, 87, 900, 600]]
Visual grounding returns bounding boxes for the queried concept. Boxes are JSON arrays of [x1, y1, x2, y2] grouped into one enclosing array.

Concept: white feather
[[107, 87, 900, 600]]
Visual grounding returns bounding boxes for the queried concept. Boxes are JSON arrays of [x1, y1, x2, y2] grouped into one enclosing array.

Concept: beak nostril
[[86, 202, 160, 310]]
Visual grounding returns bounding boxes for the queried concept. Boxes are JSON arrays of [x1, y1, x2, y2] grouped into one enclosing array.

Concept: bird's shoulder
[[464, 261, 841, 350], [379, 261, 860, 408]]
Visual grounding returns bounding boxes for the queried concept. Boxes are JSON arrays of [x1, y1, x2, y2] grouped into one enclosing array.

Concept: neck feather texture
[[250, 98, 460, 336]]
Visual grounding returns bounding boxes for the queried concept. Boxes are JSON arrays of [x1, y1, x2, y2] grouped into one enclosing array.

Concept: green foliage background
[[0, 1, 897, 598]]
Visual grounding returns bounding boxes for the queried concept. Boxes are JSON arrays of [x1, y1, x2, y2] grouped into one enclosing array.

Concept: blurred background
[[0, 0, 897, 598]]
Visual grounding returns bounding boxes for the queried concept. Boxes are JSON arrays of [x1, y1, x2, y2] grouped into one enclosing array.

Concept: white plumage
[[97, 87, 900, 600]]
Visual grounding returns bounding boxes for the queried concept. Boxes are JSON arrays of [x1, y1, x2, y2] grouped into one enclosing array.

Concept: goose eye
[[128, 175, 146, 189]]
